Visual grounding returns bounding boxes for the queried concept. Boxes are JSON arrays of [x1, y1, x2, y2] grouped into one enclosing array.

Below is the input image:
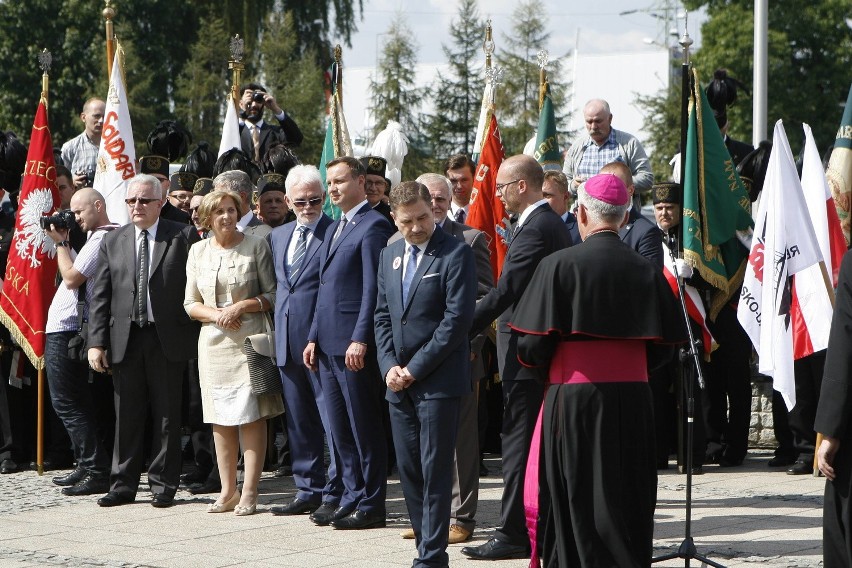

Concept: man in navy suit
[[542, 170, 579, 245], [375, 181, 477, 567], [304, 157, 395, 529], [601, 161, 663, 267], [268, 165, 341, 516]]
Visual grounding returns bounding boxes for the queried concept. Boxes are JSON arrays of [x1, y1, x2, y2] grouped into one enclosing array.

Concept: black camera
[[77, 168, 95, 188], [40, 209, 76, 230], [251, 91, 266, 104]]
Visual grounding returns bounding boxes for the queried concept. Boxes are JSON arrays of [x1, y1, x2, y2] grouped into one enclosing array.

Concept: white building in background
[[340, 49, 670, 157]]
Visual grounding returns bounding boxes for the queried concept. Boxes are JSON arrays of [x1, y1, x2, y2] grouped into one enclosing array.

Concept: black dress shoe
[[331, 509, 386, 530], [97, 491, 135, 507], [151, 494, 175, 508], [0, 459, 17, 474], [62, 474, 110, 496], [187, 479, 222, 495], [787, 460, 813, 475], [310, 503, 349, 526], [53, 467, 87, 486], [461, 538, 530, 560], [180, 467, 210, 485], [768, 454, 797, 467], [273, 465, 293, 478], [271, 498, 319, 516]]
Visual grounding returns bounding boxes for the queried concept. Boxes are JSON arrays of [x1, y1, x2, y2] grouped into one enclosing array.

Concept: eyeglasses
[[495, 179, 522, 192], [169, 193, 193, 202], [125, 197, 159, 206], [291, 197, 323, 208]]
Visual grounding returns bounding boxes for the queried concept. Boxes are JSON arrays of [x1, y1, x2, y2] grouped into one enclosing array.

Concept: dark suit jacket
[[308, 204, 394, 355], [88, 219, 201, 364], [471, 202, 571, 337], [240, 114, 304, 160], [375, 227, 476, 401], [372, 201, 393, 225], [619, 206, 663, 268], [160, 201, 191, 225], [564, 211, 580, 245], [269, 215, 332, 365]]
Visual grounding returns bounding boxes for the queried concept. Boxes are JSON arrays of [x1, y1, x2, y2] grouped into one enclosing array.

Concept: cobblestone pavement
[[0, 451, 823, 567]]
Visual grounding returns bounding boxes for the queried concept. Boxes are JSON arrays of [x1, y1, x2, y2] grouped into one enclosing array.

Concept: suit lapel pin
[[393, 256, 402, 270]]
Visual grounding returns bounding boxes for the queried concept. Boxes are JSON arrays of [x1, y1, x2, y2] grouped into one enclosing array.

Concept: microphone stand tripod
[[652, 236, 725, 568]]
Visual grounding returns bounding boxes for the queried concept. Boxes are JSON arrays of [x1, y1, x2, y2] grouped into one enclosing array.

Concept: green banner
[[533, 82, 561, 169], [682, 68, 754, 319]]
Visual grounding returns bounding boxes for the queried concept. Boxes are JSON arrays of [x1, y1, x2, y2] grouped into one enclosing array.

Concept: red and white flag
[[93, 46, 135, 225], [737, 120, 823, 410], [467, 113, 508, 282], [789, 124, 847, 359], [218, 94, 242, 158], [0, 98, 61, 368], [662, 262, 716, 359]]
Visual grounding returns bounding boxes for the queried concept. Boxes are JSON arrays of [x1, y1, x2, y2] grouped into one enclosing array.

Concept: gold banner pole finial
[[38, 49, 52, 102], [228, 34, 245, 106], [537, 50, 549, 111], [483, 20, 494, 70], [104, 1, 116, 77], [334, 45, 343, 107]]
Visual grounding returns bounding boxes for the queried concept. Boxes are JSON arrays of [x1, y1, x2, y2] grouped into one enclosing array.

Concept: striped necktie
[[289, 226, 308, 279]]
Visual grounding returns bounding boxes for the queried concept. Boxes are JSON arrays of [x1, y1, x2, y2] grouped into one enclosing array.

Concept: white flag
[[738, 120, 823, 410], [218, 96, 242, 158], [790, 124, 844, 358], [93, 47, 135, 226]]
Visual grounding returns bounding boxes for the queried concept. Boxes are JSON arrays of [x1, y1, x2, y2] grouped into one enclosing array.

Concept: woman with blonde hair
[[184, 189, 283, 515]]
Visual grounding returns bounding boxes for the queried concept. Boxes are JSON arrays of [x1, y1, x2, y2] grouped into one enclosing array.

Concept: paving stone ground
[[0, 450, 823, 567]]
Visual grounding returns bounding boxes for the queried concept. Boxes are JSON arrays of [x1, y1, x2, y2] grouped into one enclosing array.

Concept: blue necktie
[[402, 245, 419, 304], [289, 226, 307, 278]]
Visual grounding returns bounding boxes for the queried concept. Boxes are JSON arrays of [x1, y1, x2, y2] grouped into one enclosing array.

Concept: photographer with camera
[[43, 188, 119, 496], [60, 98, 104, 189], [239, 83, 303, 165]]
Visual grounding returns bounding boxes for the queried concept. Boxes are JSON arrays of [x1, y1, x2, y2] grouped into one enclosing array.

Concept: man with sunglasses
[[268, 165, 341, 516], [87, 174, 200, 508]]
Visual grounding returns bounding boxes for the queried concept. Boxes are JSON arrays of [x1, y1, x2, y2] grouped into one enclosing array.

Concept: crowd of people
[[0, 76, 849, 568]]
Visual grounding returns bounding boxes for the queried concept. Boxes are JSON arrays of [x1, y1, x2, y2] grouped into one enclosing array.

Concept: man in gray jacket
[[563, 99, 653, 208]]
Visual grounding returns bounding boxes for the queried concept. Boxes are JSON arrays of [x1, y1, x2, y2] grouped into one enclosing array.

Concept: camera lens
[[252, 92, 266, 104]]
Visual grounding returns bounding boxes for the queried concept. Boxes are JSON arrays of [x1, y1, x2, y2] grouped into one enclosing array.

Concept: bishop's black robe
[[815, 249, 852, 568], [509, 231, 685, 568]]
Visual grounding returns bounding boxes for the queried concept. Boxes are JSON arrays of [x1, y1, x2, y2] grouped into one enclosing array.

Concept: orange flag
[[0, 97, 61, 368], [467, 113, 508, 281]]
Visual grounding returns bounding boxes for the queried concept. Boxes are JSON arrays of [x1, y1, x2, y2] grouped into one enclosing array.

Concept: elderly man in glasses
[[87, 173, 201, 509], [267, 165, 343, 516]]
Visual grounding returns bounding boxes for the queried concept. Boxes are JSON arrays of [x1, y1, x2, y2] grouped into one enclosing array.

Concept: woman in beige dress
[[184, 189, 283, 516]]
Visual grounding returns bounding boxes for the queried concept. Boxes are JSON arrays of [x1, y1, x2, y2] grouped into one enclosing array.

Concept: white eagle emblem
[[14, 188, 57, 268]]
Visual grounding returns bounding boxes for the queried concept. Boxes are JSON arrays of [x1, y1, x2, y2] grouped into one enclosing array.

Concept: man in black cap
[[239, 83, 303, 165], [254, 173, 292, 230], [167, 172, 197, 216], [139, 155, 190, 225], [359, 156, 393, 224]]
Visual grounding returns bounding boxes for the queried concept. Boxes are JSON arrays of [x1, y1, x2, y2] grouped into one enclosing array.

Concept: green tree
[[174, 17, 231, 149], [636, 80, 683, 181], [421, 0, 485, 159], [640, 0, 852, 164], [260, 11, 327, 166], [494, 0, 569, 155], [369, 14, 434, 178]]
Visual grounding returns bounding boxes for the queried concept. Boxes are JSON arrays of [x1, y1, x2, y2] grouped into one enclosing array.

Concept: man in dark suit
[[239, 83, 303, 164], [542, 170, 579, 244], [375, 181, 477, 567], [87, 174, 201, 508], [359, 156, 394, 224], [601, 161, 663, 267], [403, 172, 493, 544], [269, 165, 341, 516], [304, 156, 395, 529], [461, 154, 572, 561]]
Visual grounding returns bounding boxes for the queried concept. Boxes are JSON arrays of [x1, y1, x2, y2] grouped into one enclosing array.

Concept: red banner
[[467, 113, 508, 282], [0, 98, 60, 368]]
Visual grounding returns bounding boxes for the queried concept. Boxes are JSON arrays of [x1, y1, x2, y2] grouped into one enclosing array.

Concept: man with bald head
[[44, 188, 119, 496], [462, 155, 572, 561], [600, 161, 663, 267], [61, 98, 105, 189], [563, 99, 653, 208]]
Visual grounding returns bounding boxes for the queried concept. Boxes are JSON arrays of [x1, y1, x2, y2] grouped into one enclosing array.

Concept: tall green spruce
[[421, 0, 485, 160]]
